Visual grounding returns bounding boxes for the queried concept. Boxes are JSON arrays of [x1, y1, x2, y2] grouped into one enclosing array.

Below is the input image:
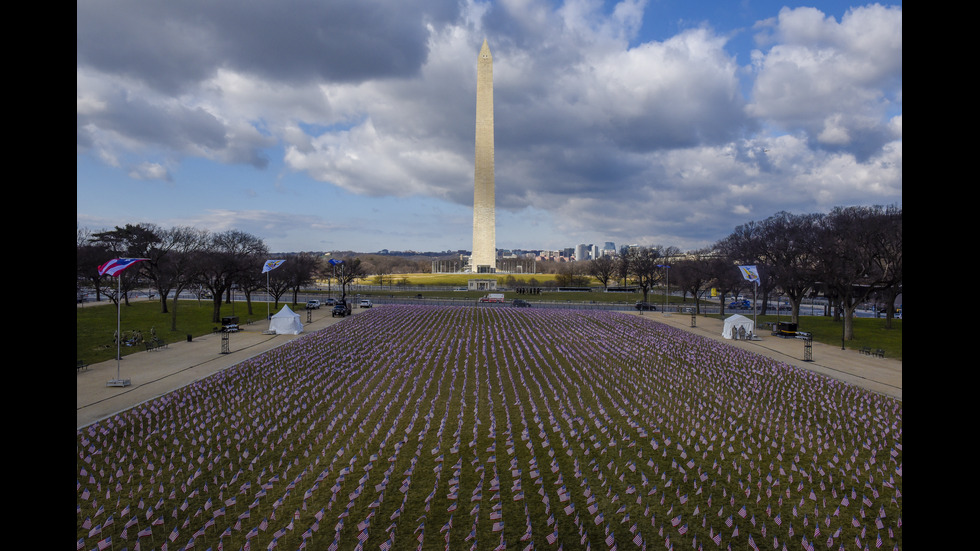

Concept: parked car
[[324, 298, 336, 305], [512, 299, 531, 307], [359, 299, 373, 308], [305, 300, 321, 310], [635, 302, 657, 311], [729, 299, 752, 309], [332, 301, 352, 317]]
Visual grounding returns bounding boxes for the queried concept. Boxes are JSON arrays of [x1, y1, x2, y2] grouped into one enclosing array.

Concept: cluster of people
[[113, 326, 156, 346]]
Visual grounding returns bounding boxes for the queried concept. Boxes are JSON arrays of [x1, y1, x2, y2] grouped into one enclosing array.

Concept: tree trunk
[[170, 296, 179, 332], [212, 295, 223, 324], [843, 303, 857, 341]]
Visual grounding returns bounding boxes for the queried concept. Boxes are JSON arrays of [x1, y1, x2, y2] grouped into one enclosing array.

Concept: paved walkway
[[76, 304, 364, 430], [629, 311, 902, 401], [77, 305, 901, 430]]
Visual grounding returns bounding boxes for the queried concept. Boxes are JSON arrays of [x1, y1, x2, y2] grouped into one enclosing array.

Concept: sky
[[77, 0, 902, 255]]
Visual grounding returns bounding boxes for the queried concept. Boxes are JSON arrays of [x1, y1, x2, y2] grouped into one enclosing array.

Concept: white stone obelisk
[[471, 39, 496, 272]]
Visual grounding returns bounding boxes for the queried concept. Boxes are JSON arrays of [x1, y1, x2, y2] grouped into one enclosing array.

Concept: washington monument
[[470, 38, 496, 273]]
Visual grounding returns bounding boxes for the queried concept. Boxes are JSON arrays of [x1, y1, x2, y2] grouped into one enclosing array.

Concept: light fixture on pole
[[97, 257, 149, 387]]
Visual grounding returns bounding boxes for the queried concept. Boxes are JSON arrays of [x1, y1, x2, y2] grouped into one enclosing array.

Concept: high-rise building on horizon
[[470, 38, 496, 273]]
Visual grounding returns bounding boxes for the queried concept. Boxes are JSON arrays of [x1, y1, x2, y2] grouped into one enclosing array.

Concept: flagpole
[[98, 258, 147, 388], [108, 271, 131, 387]]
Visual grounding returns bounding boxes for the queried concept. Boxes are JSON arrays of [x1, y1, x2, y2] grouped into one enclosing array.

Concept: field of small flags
[[77, 305, 902, 551]]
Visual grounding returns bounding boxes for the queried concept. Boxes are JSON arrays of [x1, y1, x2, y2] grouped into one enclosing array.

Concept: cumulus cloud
[[77, 1, 901, 252], [747, 4, 902, 159]]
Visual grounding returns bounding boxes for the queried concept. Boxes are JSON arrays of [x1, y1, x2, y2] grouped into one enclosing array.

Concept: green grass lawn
[[702, 313, 902, 360], [76, 298, 277, 364]]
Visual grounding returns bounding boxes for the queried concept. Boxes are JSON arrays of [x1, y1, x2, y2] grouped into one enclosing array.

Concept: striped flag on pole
[[98, 258, 148, 277]]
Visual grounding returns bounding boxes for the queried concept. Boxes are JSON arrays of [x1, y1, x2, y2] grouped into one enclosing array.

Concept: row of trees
[[583, 205, 901, 339], [77, 225, 365, 327], [78, 204, 900, 341]]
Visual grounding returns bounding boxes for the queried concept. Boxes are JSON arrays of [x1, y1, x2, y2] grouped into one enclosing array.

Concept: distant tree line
[[578, 204, 901, 340], [77, 224, 365, 326], [78, 204, 900, 341]]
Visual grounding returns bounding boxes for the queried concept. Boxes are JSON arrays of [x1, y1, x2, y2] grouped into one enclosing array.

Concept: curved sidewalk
[[76, 306, 364, 430], [78, 306, 901, 430]]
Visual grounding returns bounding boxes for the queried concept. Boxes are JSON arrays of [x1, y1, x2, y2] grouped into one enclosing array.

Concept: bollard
[[187, 334, 192, 342]]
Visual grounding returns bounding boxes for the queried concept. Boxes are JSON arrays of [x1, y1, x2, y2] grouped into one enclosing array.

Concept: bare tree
[[750, 212, 822, 322], [266, 268, 292, 309], [281, 252, 319, 306], [627, 246, 662, 303], [616, 245, 632, 287], [587, 255, 616, 290], [555, 262, 590, 287], [705, 254, 742, 316], [334, 257, 366, 300], [161, 227, 207, 332], [370, 257, 395, 289], [671, 251, 713, 314], [89, 224, 161, 306], [815, 205, 900, 341], [196, 230, 268, 323], [78, 227, 114, 301], [870, 205, 902, 328]]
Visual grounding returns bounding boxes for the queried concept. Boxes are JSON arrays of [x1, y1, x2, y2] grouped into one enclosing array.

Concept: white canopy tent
[[268, 305, 304, 335], [722, 314, 754, 340]]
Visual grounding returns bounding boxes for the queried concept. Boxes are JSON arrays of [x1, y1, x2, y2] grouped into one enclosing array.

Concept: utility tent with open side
[[722, 314, 754, 340]]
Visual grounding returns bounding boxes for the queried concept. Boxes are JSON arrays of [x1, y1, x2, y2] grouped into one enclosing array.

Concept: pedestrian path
[[633, 311, 902, 400], [76, 305, 363, 429]]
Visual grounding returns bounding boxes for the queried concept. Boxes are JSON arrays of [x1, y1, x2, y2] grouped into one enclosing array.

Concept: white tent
[[722, 314, 754, 340], [269, 305, 304, 335]]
